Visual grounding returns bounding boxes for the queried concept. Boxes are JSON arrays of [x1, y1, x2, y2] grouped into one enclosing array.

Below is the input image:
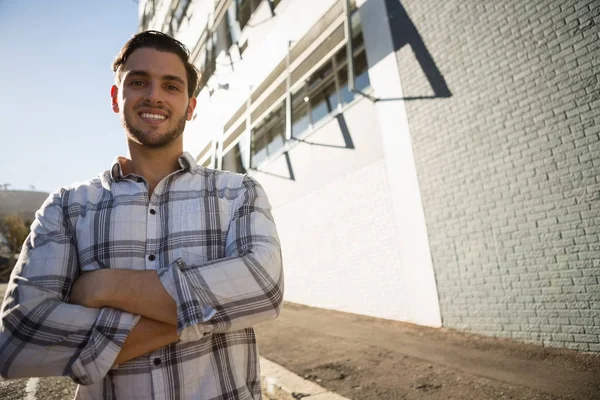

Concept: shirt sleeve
[[158, 175, 284, 342], [0, 189, 140, 385]]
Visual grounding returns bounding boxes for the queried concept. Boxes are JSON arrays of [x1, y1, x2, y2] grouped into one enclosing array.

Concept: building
[[138, 0, 600, 352]]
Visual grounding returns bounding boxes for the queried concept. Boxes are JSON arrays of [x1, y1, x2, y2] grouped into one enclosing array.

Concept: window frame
[[220, 9, 372, 172]]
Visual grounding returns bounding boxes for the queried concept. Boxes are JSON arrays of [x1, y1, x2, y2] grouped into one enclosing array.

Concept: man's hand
[[69, 269, 108, 308], [69, 268, 178, 326]]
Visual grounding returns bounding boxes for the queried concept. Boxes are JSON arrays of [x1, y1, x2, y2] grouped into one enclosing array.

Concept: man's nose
[[144, 82, 162, 103]]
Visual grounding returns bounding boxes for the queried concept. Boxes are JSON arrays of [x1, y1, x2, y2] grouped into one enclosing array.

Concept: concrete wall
[[387, 0, 600, 350]]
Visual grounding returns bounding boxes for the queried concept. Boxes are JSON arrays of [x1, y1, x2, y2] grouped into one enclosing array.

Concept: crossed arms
[[0, 176, 283, 384]]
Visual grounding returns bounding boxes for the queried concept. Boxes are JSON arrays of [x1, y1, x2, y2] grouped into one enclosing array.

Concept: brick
[[573, 277, 599, 285], [561, 325, 586, 334], [584, 326, 600, 335], [573, 334, 599, 343], [552, 333, 574, 342], [586, 339, 600, 350], [564, 343, 590, 351], [569, 317, 595, 326]]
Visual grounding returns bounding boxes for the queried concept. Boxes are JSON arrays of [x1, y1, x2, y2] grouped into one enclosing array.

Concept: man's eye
[[130, 80, 145, 87], [167, 85, 180, 91]]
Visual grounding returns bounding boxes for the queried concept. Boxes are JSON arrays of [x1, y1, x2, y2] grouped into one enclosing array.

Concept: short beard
[[123, 113, 187, 148]]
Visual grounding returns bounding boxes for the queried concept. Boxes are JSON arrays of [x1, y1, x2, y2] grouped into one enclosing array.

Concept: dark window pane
[[252, 103, 286, 166], [252, 133, 268, 167], [291, 87, 310, 137], [223, 145, 246, 173], [306, 61, 333, 92], [268, 131, 284, 156], [309, 81, 337, 125], [292, 107, 309, 137], [237, 0, 252, 29], [354, 50, 370, 91], [335, 45, 347, 66], [237, 0, 263, 30]]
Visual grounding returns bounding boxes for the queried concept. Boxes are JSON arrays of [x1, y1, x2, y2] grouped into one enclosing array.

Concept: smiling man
[[0, 31, 284, 400]]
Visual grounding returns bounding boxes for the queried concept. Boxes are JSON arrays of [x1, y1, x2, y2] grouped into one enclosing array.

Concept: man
[[0, 30, 283, 399]]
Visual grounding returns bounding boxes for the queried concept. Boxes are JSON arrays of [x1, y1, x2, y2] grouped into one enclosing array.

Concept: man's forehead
[[122, 48, 187, 78]]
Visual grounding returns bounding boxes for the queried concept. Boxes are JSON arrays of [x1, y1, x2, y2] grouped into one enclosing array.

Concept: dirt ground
[[1, 283, 599, 400], [255, 303, 600, 400]]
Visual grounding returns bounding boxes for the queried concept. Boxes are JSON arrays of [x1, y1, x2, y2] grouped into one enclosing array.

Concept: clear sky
[[0, 0, 139, 193]]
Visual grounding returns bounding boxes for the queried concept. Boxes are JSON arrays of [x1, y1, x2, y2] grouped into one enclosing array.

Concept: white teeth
[[140, 113, 166, 120]]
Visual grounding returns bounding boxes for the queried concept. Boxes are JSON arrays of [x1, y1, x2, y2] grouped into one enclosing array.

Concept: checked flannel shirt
[[0, 152, 284, 399]]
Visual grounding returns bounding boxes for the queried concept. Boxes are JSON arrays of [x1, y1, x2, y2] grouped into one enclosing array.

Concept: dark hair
[[112, 30, 199, 98]]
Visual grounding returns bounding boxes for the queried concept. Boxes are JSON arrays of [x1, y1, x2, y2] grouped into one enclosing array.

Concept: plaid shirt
[[0, 152, 284, 400]]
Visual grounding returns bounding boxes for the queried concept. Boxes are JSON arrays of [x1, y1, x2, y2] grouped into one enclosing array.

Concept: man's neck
[[126, 141, 183, 196]]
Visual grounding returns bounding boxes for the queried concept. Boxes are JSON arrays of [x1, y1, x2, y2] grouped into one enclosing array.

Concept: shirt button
[[148, 254, 156, 261], [153, 358, 161, 366], [149, 209, 156, 215]]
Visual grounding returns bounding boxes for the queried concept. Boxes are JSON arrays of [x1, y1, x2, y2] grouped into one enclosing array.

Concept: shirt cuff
[[157, 258, 216, 343], [70, 308, 140, 385]]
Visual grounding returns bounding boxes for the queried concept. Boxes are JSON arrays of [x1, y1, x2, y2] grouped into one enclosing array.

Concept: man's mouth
[[139, 112, 168, 125]]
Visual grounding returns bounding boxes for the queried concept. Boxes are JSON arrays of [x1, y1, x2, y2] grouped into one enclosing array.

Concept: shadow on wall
[[256, 113, 355, 181], [372, 0, 452, 101], [290, 114, 355, 150]]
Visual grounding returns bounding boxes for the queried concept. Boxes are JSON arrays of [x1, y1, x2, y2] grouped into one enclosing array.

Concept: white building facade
[[138, 0, 443, 328], [136, 0, 600, 353]]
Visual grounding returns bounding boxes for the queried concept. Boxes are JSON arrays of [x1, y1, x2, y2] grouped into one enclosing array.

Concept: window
[[196, 34, 217, 94], [337, 49, 369, 105], [291, 86, 310, 137], [290, 27, 370, 138], [251, 104, 285, 168], [236, 0, 263, 31], [222, 145, 246, 173], [141, 1, 155, 31], [171, 0, 191, 32], [305, 60, 339, 127], [268, 0, 281, 14], [234, 12, 370, 169]]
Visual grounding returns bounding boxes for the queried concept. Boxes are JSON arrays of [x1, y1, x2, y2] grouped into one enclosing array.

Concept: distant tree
[[0, 215, 29, 253]]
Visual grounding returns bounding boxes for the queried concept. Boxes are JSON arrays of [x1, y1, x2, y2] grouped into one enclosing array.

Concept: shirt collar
[[110, 151, 196, 182]]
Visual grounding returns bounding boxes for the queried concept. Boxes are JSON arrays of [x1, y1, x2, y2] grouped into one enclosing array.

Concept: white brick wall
[[273, 158, 408, 320], [251, 97, 411, 321]]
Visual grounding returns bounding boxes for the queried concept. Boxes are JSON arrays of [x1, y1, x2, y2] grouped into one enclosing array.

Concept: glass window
[[222, 144, 246, 173], [291, 87, 310, 138], [251, 104, 285, 168], [237, 0, 263, 30], [309, 81, 338, 125], [306, 61, 334, 92], [354, 50, 370, 92], [171, 0, 191, 31]]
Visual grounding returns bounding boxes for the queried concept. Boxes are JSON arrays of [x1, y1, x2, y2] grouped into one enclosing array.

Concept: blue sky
[[0, 0, 139, 193]]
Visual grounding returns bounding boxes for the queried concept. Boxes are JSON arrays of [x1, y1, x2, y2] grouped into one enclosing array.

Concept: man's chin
[[123, 115, 187, 149]]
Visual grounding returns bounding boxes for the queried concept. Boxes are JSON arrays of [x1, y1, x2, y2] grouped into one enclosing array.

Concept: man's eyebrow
[[163, 75, 186, 86], [126, 70, 150, 78], [125, 71, 186, 86]]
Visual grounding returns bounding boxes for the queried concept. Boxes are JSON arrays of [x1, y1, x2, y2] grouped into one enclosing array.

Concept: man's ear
[[186, 97, 197, 121], [111, 85, 119, 113]]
